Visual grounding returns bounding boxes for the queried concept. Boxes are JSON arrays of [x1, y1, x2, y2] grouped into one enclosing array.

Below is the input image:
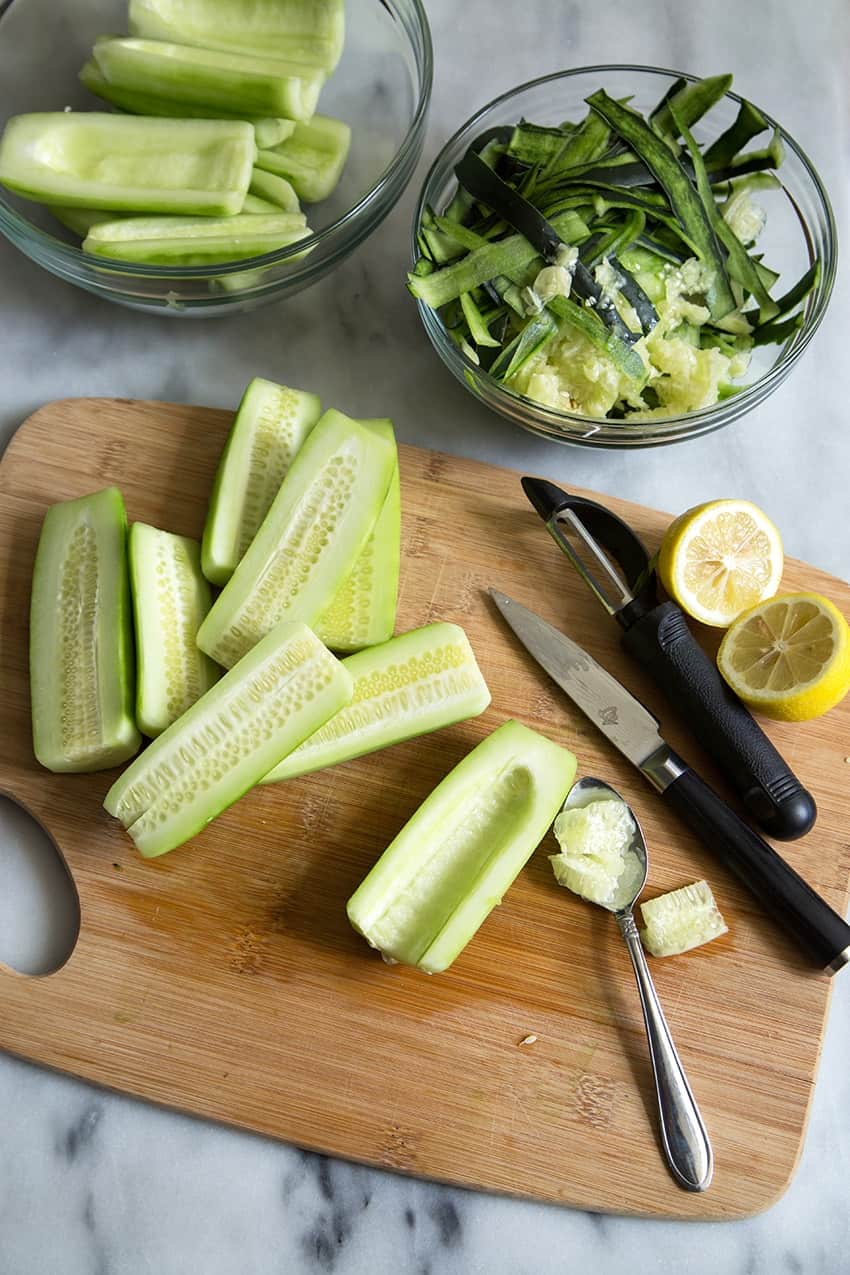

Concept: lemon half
[[717, 592, 850, 721], [658, 499, 784, 627]]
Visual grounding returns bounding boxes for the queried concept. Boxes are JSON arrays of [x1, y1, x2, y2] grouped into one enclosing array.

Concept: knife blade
[[490, 588, 850, 974], [521, 476, 817, 842]]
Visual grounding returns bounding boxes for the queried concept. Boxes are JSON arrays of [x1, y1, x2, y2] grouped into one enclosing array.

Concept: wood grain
[[1, 397, 848, 1220]]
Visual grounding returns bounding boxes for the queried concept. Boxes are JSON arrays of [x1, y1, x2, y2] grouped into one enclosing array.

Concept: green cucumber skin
[[104, 621, 353, 858], [347, 720, 577, 973], [254, 116, 352, 203], [129, 523, 220, 738], [197, 411, 397, 669], [313, 418, 400, 652], [0, 113, 255, 216], [91, 38, 324, 123], [201, 378, 323, 587], [83, 213, 308, 266], [30, 487, 141, 773], [128, 0, 345, 72], [263, 622, 491, 783], [80, 60, 294, 148]]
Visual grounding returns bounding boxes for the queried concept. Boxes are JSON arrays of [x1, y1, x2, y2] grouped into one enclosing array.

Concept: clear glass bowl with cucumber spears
[[0, 0, 432, 315], [411, 65, 835, 448]]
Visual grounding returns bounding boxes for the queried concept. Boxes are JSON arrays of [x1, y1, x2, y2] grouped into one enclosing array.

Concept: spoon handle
[[617, 911, 713, 1192]]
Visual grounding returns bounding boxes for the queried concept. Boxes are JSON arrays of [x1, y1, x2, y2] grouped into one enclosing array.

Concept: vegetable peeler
[[521, 476, 817, 841]]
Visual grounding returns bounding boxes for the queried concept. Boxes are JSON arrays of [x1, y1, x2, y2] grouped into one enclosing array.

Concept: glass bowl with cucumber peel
[[0, 0, 432, 315], [411, 65, 836, 448]]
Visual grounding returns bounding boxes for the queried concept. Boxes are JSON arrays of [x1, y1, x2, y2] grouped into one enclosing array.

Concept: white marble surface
[[1, 1, 849, 1271]]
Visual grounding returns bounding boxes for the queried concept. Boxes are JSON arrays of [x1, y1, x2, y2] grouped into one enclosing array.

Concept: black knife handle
[[662, 765, 850, 971], [622, 602, 816, 840]]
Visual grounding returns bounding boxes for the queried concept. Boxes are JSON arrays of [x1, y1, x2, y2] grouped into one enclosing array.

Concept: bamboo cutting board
[[1, 397, 849, 1220]]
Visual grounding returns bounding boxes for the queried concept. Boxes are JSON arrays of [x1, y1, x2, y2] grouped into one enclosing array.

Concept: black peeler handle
[[624, 601, 817, 841]]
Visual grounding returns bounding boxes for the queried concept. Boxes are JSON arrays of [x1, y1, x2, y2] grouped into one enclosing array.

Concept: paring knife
[[489, 589, 850, 974], [521, 477, 817, 842]]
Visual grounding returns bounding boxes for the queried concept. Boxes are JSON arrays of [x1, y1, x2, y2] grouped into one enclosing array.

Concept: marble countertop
[[1, 1, 849, 1270]]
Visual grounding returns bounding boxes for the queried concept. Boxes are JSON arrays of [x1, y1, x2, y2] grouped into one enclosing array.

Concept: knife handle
[[622, 602, 816, 840], [660, 764, 850, 972]]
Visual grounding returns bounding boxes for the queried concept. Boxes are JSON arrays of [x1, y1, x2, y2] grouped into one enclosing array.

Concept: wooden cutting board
[[1, 397, 848, 1220]]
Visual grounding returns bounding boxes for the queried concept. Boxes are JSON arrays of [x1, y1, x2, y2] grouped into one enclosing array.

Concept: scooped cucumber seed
[[640, 880, 728, 956], [59, 521, 101, 753], [550, 797, 638, 908]]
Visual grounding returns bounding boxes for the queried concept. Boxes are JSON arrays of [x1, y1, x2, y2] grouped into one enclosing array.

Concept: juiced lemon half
[[717, 592, 850, 721], [658, 499, 784, 627]]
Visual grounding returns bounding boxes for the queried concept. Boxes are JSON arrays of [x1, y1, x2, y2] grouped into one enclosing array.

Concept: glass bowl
[[412, 65, 836, 448], [0, 0, 432, 315]]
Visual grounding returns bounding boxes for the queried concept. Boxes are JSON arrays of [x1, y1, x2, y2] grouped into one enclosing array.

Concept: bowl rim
[[412, 62, 838, 445], [0, 0, 434, 278]]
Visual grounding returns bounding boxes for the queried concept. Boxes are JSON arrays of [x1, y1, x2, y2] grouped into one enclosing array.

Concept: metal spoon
[[562, 776, 713, 1192]]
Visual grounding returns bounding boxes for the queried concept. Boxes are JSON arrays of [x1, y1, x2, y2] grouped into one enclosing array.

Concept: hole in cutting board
[[0, 795, 80, 975]]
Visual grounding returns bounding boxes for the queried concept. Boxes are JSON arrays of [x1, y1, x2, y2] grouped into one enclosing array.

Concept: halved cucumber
[[255, 116, 351, 203], [263, 622, 491, 783], [128, 0, 346, 72], [90, 38, 324, 122], [197, 410, 396, 668], [314, 419, 399, 652], [248, 168, 301, 214], [347, 720, 577, 973], [104, 621, 352, 858], [129, 523, 220, 738], [0, 113, 255, 215], [30, 487, 140, 773], [83, 212, 309, 266], [50, 206, 129, 237], [201, 378, 322, 587], [639, 880, 728, 956], [80, 60, 295, 149]]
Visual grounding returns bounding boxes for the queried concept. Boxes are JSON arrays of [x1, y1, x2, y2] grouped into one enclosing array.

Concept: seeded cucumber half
[[347, 720, 578, 973], [0, 114, 255, 215], [314, 418, 400, 652], [90, 38, 325, 123], [201, 379, 322, 587], [30, 487, 141, 773], [264, 622, 491, 783], [129, 523, 220, 738], [197, 410, 397, 668], [128, 0, 346, 72], [104, 621, 352, 858]]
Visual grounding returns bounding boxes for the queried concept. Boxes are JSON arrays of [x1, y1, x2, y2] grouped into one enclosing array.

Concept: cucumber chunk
[[128, 0, 346, 72], [263, 622, 492, 783], [347, 721, 577, 973], [49, 205, 129, 237], [83, 212, 309, 265], [104, 621, 352, 858], [248, 168, 301, 213], [255, 116, 351, 203], [0, 113, 255, 215], [91, 38, 324, 123], [129, 523, 220, 738], [80, 60, 294, 149], [197, 411, 396, 669], [240, 193, 281, 215], [201, 378, 322, 587], [314, 419, 400, 652], [640, 880, 728, 956], [30, 487, 141, 773]]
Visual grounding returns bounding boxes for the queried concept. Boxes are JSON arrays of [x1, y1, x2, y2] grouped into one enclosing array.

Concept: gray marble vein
[[1, 0, 849, 1271]]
